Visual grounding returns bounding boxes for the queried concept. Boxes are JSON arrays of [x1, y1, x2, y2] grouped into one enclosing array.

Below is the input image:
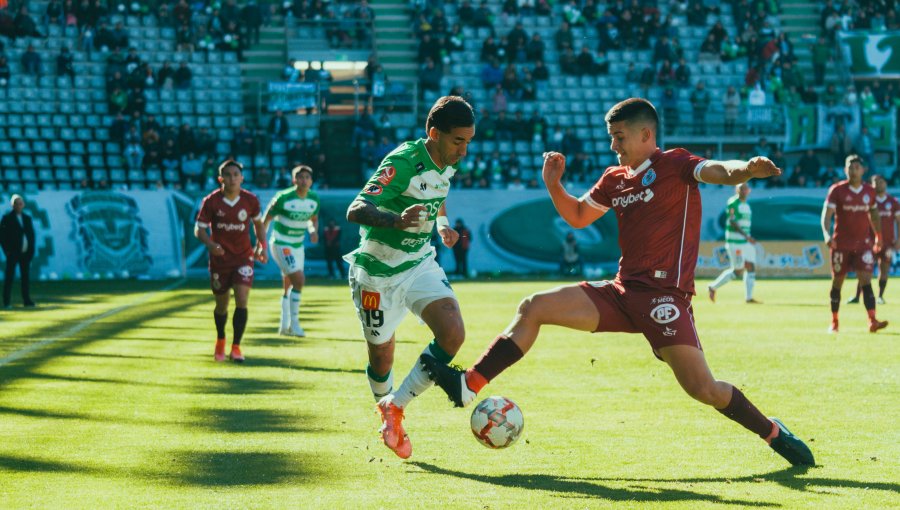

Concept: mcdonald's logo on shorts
[[282, 247, 291, 255], [361, 290, 381, 310]]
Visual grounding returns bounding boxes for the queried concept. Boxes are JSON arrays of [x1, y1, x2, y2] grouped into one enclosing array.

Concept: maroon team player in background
[[423, 98, 815, 467], [821, 156, 888, 333], [848, 174, 900, 305], [195, 160, 269, 362]]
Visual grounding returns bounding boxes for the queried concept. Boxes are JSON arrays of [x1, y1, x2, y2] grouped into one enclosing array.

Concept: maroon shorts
[[209, 262, 255, 295], [578, 280, 702, 359], [830, 248, 875, 276]]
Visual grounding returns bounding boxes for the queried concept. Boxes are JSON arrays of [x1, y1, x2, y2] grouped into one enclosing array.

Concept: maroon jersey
[[195, 189, 261, 267], [584, 148, 707, 294], [825, 181, 877, 251], [875, 193, 900, 246]]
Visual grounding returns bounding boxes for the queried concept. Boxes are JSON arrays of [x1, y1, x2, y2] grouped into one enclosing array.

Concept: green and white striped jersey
[[347, 138, 455, 278], [264, 188, 320, 248], [724, 195, 752, 244]]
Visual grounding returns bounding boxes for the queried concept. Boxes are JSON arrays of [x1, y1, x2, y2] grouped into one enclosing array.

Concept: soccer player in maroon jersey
[[821, 156, 888, 333], [194, 160, 269, 362], [847, 174, 900, 305], [422, 98, 815, 466]]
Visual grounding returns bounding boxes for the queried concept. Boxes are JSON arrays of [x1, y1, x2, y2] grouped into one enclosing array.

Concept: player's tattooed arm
[[700, 157, 782, 185], [347, 198, 425, 229]]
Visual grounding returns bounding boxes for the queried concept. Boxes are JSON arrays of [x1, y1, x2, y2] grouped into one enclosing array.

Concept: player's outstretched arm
[[542, 152, 606, 228], [699, 157, 782, 185], [346, 198, 425, 229]]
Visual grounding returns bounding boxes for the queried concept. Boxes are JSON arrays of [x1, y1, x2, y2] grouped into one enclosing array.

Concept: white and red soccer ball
[[470, 396, 524, 449]]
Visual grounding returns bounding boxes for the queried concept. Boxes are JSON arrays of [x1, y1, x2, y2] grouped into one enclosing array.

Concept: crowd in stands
[[284, 0, 375, 49]]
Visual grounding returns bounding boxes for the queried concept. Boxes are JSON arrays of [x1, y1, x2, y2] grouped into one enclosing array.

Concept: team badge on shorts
[[361, 290, 381, 310], [282, 247, 291, 256], [237, 265, 253, 277], [650, 303, 680, 324], [212, 273, 221, 290]]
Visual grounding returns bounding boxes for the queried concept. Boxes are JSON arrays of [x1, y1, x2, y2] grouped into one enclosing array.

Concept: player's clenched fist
[[747, 156, 782, 179], [396, 204, 428, 229], [542, 151, 567, 185]]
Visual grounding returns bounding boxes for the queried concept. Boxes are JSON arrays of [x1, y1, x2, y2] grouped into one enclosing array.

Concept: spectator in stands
[[174, 61, 192, 89], [418, 57, 443, 98], [723, 85, 740, 135], [45, 0, 64, 30], [793, 149, 822, 187], [690, 81, 711, 135], [568, 152, 594, 183], [155, 61, 173, 89], [657, 59, 675, 87], [94, 21, 114, 51], [176, 23, 194, 52], [491, 84, 507, 114], [520, 69, 537, 100], [480, 57, 502, 89], [21, 44, 42, 79], [559, 48, 577, 75], [477, 109, 496, 140], [532, 59, 549, 82], [555, 21, 573, 51], [54, 46, 75, 85], [161, 139, 180, 171], [108, 86, 128, 113], [473, 1, 494, 33], [720, 35, 743, 62], [638, 64, 654, 93], [241, 0, 263, 46], [13, 5, 45, 39], [232, 125, 255, 160], [111, 21, 128, 50], [125, 135, 144, 170], [699, 33, 720, 62], [528, 111, 548, 143], [143, 114, 162, 138], [181, 152, 203, 188], [855, 126, 877, 171], [830, 124, 853, 167], [495, 110, 514, 140], [417, 32, 441, 64], [753, 137, 773, 159], [561, 127, 582, 157], [446, 23, 464, 55], [0, 56, 11, 88], [268, 109, 289, 147], [287, 140, 305, 167], [661, 87, 679, 136], [126, 86, 146, 116], [480, 35, 500, 62], [524, 33, 545, 63], [674, 57, 691, 88]]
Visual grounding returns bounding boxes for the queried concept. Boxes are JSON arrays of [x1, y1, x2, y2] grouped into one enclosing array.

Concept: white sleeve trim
[[196, 221, 210, 228], [581, 193, 609, 213], [826, 203, 837, 209], [692, 160, 710, 183]]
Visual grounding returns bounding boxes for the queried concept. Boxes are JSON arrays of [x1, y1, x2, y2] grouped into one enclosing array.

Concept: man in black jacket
[[1, 194, 36, 308]]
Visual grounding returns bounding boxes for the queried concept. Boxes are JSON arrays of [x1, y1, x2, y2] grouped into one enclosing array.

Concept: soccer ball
[[470, 396, 524, 449]]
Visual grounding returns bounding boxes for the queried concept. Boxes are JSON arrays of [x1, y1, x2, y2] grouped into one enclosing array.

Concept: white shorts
[[348, 256, 456, 345], [270, 243, 305, 275], [726, 242, 756, 269]]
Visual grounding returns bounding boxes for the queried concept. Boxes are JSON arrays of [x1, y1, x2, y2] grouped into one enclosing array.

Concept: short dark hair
[[218, 159, 243, 175], [845, 154, 864, 168], [292, 165, 313, 178], [426, 96, 475, 133], [605, 97, 659, 131]]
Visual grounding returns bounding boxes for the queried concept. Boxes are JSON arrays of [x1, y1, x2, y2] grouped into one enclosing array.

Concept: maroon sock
[[471, 336, 524, 383], [716, 386, 773, 439]]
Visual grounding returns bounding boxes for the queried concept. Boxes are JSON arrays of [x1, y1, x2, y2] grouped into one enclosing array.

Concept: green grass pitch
[[0, 278, 897, 508]]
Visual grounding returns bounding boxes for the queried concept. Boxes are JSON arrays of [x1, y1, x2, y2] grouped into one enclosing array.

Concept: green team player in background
[[263, 165, 320, 337], [344, 96, 474, 459], [709, 183, 761, 303]]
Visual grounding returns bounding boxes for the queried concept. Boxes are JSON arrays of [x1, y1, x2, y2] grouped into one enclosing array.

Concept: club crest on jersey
[[364, 183, 383, 195], [650, 303, 680, 324], [863, 195, 871, 204], [377, 166, 396, 185], [642, 168, 656, 186], [238, 209, 248, 221], [361, 290, 381, 310]]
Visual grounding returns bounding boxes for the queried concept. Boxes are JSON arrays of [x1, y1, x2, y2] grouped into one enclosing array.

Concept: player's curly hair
[[426, 96, 475, 133], [605, 98, 659, 131]]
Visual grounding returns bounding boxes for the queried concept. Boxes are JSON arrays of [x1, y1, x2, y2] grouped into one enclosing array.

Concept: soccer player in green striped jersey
[[708, 183, 761, 303], [263, 165, 320, 337], [345, 96, 474, 459]]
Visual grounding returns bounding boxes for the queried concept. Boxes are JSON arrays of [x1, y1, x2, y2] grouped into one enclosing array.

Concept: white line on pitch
[[0, 279, 186, 368]]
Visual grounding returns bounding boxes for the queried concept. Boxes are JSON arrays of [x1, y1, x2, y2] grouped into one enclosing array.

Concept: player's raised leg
[[658, 344, 815, 466], [422, 284, 598, 407]]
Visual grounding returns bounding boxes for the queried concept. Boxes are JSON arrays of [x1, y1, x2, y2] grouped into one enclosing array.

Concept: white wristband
[[307, 220, 316, 234], [436, 216, 450, 229]]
